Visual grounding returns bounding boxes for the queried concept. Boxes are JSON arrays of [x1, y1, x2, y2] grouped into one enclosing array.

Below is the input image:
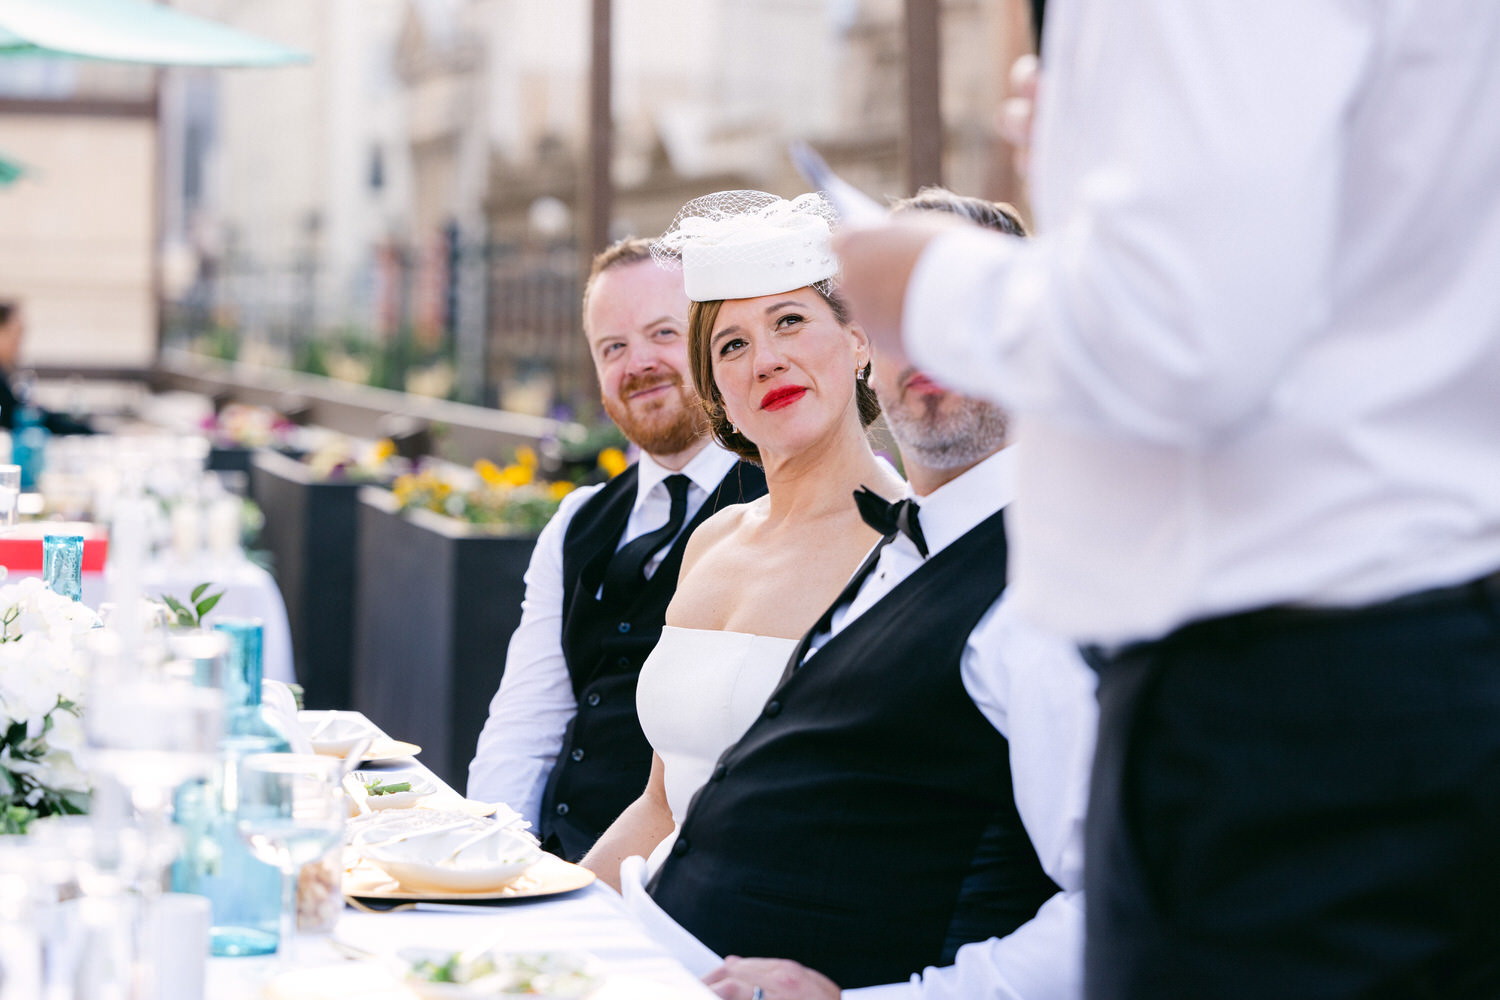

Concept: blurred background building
[[2, 0, 1033, 420]]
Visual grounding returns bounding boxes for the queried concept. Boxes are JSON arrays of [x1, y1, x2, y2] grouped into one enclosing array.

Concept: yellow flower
[[599, 447, 629, 478], [548, 480, 576, 501], [499, 464, 533, 487], [516, 445, 538, 470], [371, 438, 397, 464], [474, 458, 506, 488]]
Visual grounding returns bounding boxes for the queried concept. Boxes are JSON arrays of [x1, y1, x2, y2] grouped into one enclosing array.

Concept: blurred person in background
[[833, 6, 1500, 998], [0, 299, 92, 435], [467, 238, 766, 861]]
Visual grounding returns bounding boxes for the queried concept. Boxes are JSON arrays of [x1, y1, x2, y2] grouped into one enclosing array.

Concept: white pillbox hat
[[654, 191, 839, 303]]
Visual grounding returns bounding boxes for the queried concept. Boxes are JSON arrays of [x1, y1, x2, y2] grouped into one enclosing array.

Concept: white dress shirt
[[466, 444, 741, 822], [814, 448, 1096, 1000], [903, 4, 1500, 644]]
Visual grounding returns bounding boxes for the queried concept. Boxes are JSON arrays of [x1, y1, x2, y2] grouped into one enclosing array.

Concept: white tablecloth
[[207, 888, 716, 999], [207, 723, 713, 999]]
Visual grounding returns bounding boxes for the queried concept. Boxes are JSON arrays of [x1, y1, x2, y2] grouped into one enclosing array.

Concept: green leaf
[[194, 592, 224, 619], [190, 582, 211, 603], [161, 595, 189, 616]]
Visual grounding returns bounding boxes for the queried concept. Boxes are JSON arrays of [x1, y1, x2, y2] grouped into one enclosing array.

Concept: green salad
[[407, 950, 598, 996], [362, 778, 413, 796]]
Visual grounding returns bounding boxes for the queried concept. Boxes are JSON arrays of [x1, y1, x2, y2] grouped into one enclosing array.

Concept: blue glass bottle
[[12, 403, 48, 492], [172, 621, 290, 956], [42, 534, 84, 601]]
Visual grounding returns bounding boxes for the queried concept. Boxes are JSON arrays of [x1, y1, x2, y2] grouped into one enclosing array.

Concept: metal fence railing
[[163, 234, 594, 420]]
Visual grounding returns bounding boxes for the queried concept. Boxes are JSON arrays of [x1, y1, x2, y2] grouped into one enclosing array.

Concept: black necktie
[[602, 474, 691, 603], [853, 486, 928, 558]]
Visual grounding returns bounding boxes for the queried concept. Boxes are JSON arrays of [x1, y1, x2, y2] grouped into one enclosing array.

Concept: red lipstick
[[760, 386, 808, 411], [904, 372, 946, 396]]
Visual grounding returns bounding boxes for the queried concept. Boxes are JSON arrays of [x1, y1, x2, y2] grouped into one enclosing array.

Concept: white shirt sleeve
[[847, 599, 1096, 1000], [466, 485, 600, 824], [905, 5, 1374, 447]]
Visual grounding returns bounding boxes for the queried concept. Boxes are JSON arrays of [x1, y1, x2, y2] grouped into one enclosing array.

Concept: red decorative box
[[0, 523, 109, 573]]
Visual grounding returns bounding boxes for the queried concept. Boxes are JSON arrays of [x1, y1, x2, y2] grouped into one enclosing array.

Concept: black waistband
[[1087, 566, 1500, 666]]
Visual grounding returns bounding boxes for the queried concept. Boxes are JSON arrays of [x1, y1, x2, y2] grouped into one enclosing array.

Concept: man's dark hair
[[891, 188, 1030, 237], [0, 300, 16, 326]]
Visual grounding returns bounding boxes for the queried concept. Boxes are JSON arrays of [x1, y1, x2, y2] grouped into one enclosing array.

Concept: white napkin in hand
[[262, 680, 314, 753], [620, 854, 722, 977]]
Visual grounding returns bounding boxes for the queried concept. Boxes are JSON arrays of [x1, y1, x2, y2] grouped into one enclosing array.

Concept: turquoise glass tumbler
[[42, 534, 84, 601], [172, 619, 290, 957], [214, 619, 266, 723]]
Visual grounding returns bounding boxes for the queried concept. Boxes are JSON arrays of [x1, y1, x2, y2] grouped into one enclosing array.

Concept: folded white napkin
[[261, 680, 314, 753], [619, 855, 722, 977]]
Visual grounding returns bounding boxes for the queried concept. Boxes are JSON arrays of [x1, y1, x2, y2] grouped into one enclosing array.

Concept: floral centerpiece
[[390, 431, 630, 535], [0, 576, 98, 833]]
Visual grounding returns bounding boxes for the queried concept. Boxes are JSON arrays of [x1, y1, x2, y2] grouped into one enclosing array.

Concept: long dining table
[[207, 715, 716, 999]]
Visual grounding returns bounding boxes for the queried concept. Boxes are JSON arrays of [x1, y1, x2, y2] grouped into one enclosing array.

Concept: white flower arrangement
[[0, 575, 99, 833]]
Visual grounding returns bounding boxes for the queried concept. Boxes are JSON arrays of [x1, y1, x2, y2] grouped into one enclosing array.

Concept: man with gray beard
[[647, 195, 1098, 1000]]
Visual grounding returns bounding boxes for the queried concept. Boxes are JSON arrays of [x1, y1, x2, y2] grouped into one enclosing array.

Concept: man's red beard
[[603, 372, 710, 457]]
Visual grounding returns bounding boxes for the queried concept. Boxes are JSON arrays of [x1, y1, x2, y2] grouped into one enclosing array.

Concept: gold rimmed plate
[[344, 852, 596, 906]]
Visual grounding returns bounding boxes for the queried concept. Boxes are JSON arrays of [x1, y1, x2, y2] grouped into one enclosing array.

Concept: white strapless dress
[[635, 625, 796, 875]]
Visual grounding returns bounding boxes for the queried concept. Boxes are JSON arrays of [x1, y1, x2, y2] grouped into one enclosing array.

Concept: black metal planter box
[[249, 450, 366, 711], [351, 488, 534, 789]]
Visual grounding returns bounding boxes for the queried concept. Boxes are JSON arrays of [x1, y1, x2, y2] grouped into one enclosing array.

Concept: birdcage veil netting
[[652, 190, 840, 301]]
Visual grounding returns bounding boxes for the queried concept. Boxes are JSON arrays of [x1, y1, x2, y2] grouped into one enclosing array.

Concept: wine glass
[[81, 631, 225, 999], [234, 753, 346, 965], [82, 631, 225, 827]]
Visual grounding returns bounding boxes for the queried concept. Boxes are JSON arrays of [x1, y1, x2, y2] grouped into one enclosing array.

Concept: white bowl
[[352, 770, 434, 810], [360, 823, 541, 892], [301, 711, 380, 756], [401, 949, 600, 999]]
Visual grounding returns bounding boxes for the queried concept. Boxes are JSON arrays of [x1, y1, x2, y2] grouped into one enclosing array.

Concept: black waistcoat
[[538, 459, 767, 861], [648, 509, 1059, 988]]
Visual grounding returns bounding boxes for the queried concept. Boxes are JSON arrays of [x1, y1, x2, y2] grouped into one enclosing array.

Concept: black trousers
[[1085, 571, 1500, 1000]]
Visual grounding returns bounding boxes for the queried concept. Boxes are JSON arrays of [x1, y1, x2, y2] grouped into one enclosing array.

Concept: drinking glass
[[81, 625, 225, 985], [0, 464, 19, 531], [83, 632, 225, 822], [42, 533, 85, 601], [0, 838, 47, 1000], [234, 754, 346, 964]]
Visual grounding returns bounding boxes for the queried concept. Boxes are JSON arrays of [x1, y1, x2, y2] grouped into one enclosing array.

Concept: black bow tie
[[853, 486, 928, 558]]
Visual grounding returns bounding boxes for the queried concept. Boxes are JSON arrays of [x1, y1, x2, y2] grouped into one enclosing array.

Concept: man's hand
[[997, 53, 1040, 180], [702, 956, 841, 1000], [832, 215, 959, 377]]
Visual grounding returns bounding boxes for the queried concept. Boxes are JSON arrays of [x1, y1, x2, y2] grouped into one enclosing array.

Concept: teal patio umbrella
[[0, 0, 307, 67], [0, 149, 25, 185]]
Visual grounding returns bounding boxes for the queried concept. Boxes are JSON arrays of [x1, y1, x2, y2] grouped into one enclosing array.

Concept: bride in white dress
[[582, 191, 904, 890]]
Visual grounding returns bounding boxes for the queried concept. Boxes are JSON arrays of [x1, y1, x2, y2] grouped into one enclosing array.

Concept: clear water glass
[[0, 464, 19, 531], [234, 754, 346, 964]]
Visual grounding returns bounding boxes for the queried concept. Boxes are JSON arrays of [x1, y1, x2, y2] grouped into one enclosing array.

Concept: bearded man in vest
[[636, 193, 1098, 998], [469, 238, 767, 861]]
